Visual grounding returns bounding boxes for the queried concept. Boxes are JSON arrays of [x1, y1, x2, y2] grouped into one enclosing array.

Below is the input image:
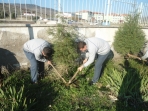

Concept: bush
[[0, 11, 9, 19], [48, 17, 79, 75], [102, 59, 148, 110], [32, 16, 39, 21], [113, 11, 145, 55], [0, 71, 35, 111], [11, 13, 17, 19]]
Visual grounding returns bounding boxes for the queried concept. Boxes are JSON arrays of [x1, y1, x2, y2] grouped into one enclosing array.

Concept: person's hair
[[77, 41, 86, 49], [43, 47, 53, 59]]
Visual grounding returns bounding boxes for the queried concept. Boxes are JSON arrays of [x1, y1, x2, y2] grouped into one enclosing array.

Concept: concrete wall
[[0, 24, 148, 69]]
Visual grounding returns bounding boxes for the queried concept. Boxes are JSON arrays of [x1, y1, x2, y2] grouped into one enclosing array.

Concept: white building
[[63, 13, 71, 18], [75, 10, 127, 24], [93, 12, 104, 22], [23, 12, 35, 16], [108, 13, 127, 23], [76, 10, 93, 22]]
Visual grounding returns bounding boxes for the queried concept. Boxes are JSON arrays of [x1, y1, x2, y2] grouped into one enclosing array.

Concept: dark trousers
[[37, 61, 45, 79], [23, 50, 44, 82], [92, 50, 111, 83]]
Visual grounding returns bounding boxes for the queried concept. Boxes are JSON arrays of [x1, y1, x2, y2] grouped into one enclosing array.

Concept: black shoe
[[89, 81, 95, 86]]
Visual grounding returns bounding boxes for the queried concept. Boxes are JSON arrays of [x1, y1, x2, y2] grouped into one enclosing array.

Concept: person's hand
[[78, 65, 84, 71], [83, 58, 88, 64], [47, 60, 51, 65]]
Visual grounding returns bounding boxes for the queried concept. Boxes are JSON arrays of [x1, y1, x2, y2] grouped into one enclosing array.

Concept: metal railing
[[0, 0, 148, 26]]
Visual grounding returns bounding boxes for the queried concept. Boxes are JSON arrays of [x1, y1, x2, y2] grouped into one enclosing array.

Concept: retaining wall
[[0, 24, 148, 69]]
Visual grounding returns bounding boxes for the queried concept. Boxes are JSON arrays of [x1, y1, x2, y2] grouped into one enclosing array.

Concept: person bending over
[[23, 38, 53, 84], [77, 37, 111, 85]]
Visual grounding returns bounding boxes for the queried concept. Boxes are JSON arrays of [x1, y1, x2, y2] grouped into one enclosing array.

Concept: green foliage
[[11, 13, 17, 19], [2, 70, 30, 87], [0, 11, 9, 18], [113, 11, 145, 55], [127, 59, 148, 102], [0, 67, 116, 111], [32, 16, 39, 20], [49, 65, 115, 111], [1, 59, 148, 110], [0, 71, 35, 111], [0, 85, 33, 111], [102, 59, 148, 110], [48, 20, 79, 74], [101, 61, 123, 96]]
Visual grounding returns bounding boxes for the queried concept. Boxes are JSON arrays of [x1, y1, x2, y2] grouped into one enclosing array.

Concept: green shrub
[[0, 85, 35, 111], [11, 13, 17, 19], [48, 18, 79, 75], [0, 11, 9, 18], [0, 71, 35, 111], [103, 59, 148, 109], [32, 16, 39, 20], [113, 11, 145, 55], [49, 65, 115, 111]]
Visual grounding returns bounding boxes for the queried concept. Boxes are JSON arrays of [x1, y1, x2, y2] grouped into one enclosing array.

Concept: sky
[[1, 0, 148, 13], [137, 0, 148, 3], [2, 0, 148, 4]]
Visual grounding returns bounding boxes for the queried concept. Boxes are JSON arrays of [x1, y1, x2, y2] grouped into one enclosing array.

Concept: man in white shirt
[[23, 38, 53, 84], [77, 37, 111, 85]]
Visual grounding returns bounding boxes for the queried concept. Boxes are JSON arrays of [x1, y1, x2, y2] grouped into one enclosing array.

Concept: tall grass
[[0, 59, 148, 110], [0, 71, 35, 111], [102, 59, 148, 110]]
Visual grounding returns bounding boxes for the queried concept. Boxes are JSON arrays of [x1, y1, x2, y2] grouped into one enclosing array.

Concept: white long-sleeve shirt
[[141, 50, 148, 60], [83, 37, 111, 67], [23, 38, 51, 62]]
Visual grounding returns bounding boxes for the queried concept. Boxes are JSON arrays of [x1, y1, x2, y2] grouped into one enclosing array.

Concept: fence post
[[106, 0, 111, 25], [58, 0, 61, 23], [45, 0, 46, 19], [14, 0, 16, 19], [19, 0, 22, 20], [8, 0, 11, 20], [25, 0, 27, 21], [40, 0, 42, 20], [35, 0, 37, 21], [2, 0, 5, 19], [138, 2, 143, 24]]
